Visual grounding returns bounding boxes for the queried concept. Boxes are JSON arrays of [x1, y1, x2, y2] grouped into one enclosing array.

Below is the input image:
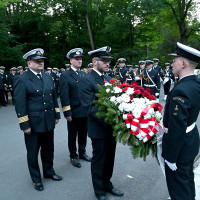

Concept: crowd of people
[[0, 53, 177, 107], [0, 42, 200, 200]]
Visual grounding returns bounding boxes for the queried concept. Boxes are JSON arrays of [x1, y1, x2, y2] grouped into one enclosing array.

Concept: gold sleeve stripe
[[63, 106, 71, 112], [18, 115, 29, 123], [55, 108, 60, 113]]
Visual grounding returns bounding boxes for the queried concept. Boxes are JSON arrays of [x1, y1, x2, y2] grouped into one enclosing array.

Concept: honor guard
[[65, 63, 71, 71], [60, 48, 91, 168], [87, 63, 93, 74], [143, 60, 160, 98], [117, 58, 128, 83], [0, 66, 7, 106], [126, 65, 134, 84], [135, 60, 146, 86], [52, 68, 60, 97], [13, 48, 62, 191], [17, 66, 24, 75], [162, 42, 200, 200], [81, 46, 124, 200], [106, 66, 114, 78], [153, 58, 162, 76], [162, 63, 174, 100], [7, 67, 17, 104]]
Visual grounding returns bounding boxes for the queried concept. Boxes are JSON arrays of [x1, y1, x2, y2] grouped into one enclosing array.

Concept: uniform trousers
[[0, 89, 6, 105], [91, 138, 116, 196], [164, 80, 171, 95], [24, 130, 55, 183], [165, 159, 195, 200], [67, 117, 87, 158]]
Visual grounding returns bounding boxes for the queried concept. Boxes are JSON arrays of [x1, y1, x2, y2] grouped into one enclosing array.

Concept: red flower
[[143, 91, 150, 98], [104, 80, 106, 84], [131, 81, 139, 86], [110, 79, 116, 83], [149, 95, 156, 100], [146, 88, 152, 93], [134, 90, 142, 95], [130, 95, 134, 100], [122, 87, 128, 92]]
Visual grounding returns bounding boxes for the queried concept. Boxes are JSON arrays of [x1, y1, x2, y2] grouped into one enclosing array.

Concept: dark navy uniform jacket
[[162, 68, 175, 81], [60, 68, 87, 118], [143, 68, 160, 90], [14, 69, 60, 132], [0, 73, 7, 90], [7, 74, 16, 90], [81, 70, 113, 139], [119, 66, 128, 83], [162, 75, 200, 163]]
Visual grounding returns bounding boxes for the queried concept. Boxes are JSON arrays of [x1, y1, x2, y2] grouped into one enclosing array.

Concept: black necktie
[[101, 75, 105, 80], [37, 74, 43, 81]]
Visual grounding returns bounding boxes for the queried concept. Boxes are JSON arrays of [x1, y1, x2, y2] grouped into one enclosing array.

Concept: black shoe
[[71, 158, 81, 168], [33, 182, 44, 191], [79, 153, 92, 162], [96, 195, 109, 200], [106, 188, 124, 196], [1, 104, 6, 106], [44, 174, 62, 181]]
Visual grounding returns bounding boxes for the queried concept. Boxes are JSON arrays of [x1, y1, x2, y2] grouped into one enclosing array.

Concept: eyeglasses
[[96, 59, 111, 64]]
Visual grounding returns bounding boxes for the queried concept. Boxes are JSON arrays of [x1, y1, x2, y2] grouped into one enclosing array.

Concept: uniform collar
[[29, 68, 42, 77], [93, 68, 103, 76]]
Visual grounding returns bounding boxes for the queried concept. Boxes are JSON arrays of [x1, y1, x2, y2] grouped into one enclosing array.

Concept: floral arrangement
[[94, 79, 163, 160]]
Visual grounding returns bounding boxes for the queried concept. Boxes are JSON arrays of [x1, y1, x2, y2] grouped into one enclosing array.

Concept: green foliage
[[0, 0, 199, 70]]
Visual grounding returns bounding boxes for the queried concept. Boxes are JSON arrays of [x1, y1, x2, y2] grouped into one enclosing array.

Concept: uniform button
[[51, 101, 53, 103], [44, 102, 46, 104], [45, 110, 47, 112], [43, 95, 44, 97]]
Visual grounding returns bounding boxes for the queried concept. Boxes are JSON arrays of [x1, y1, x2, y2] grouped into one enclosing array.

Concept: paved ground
[[0, 84, 199, 200]]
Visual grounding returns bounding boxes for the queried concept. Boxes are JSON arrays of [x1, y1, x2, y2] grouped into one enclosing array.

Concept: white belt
[[164, 122, 196, 134], [186, 122, 196, 133], [144, 84, 156, 87]]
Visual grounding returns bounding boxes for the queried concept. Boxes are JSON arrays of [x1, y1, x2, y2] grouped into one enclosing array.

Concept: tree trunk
[[85, 0, 95, 50]]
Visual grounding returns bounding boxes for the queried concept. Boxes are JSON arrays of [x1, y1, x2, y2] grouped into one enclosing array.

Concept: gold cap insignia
[[36, 51, 42, 56], [76, 51, 81, 55], [106, 47, 110, 53]]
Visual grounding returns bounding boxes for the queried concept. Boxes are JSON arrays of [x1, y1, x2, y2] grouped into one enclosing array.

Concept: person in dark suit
[[7, 67, 17, 104], [0, 66, 7, 106], [118, 58, 128, 83], [81, 46, 124, 200], [60, 48, 91, 168], [162, 42, 200, 200], [162, 63, 174, 100], [143, 60, 160, 97], [14, 48, 62, 191]]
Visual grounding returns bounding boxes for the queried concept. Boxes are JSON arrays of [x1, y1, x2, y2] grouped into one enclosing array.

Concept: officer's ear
[[182, 59, 188, 69]]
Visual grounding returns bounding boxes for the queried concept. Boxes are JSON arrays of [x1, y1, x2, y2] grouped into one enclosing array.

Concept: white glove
[[165, 160, 177, 171], [155, 93, 159, 97]]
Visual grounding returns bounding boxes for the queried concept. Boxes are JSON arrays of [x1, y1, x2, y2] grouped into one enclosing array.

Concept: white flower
[[155, 111, 162, 122], [106, 88, 110, 93], [110, 96, 116, 102], [116, 96, 123, 104], [126, 88, 134, 95], [105, 82, 111, 86], [121, 93, 131, 103], [132, 108, 142, 119], [123, 103, 132, 112], [113, 87, 122, 94], [118, 102, 126, 112]]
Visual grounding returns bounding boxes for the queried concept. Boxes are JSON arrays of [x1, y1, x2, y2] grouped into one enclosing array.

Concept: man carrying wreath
[[81, 46, 124, 200]]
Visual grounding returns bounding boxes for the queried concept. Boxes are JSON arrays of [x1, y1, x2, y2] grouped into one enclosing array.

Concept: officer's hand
[[155, 93, 159, 97], [165, 160, 177, 171], [24, 128, 31, 135], [66, 116, 72, 122], [55, 119, 59, 124]]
